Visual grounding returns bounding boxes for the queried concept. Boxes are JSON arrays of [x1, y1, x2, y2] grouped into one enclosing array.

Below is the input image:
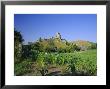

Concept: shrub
[[14, 60, 33, 76]]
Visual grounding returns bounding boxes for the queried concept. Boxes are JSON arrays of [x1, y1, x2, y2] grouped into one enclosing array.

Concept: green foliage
[[14, 60, 33, 75], [22, 43, 40, 61], [67, 64, 76, 75], [91, 43, 97, 49], [36, 50, 96, 75], [75, 50, 97, 75], [14, 29, 24, 43], [15, 49, 97, 76], [37, 57, 48, 76], [14, 29, 24, 63], [14, 31, 97, 76], [58, 47, 66, 53]]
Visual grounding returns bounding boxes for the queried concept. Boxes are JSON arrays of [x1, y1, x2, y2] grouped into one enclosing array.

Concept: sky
[[14, 14, 97, 44]]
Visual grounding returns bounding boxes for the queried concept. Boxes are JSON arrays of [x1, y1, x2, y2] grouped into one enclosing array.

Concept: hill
[[72, 40, 96, 51], [29, 32, 97, 52]]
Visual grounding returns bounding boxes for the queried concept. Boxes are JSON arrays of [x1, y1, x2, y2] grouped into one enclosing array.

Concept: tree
[[73, 44, 81, 51], [66, 44, 80, 52], [22, 45, 31, 59], [46, 39, 56, 52], [14, 28, 24, 43], [31, 42, 40, 51], [91, 43, 97, 49], [14, 28, 24, 63]]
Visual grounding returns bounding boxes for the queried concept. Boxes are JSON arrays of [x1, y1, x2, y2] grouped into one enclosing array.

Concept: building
[[55, 32, 61, 40]]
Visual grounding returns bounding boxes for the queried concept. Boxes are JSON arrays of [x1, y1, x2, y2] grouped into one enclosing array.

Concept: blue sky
[[14, 14, 97, 44]]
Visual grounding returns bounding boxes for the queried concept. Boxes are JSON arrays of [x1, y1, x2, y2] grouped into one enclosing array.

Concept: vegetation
[[14, 30, 97, 76], [14, 29, 24, 63]]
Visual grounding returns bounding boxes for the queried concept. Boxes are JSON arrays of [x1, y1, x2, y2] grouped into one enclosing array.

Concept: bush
[[14, 60, 33, 76]]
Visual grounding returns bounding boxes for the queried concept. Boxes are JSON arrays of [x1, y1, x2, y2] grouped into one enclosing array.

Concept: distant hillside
[[72, 40, 96, 51]]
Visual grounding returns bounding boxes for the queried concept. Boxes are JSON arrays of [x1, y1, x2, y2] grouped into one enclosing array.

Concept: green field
[[15, 49, 97, 76]]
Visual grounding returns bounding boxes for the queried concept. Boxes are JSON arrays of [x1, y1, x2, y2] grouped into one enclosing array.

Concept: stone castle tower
[[55, 32, 61, 39]]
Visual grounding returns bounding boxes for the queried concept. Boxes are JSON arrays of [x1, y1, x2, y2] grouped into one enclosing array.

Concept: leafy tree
[[73, 44, 81, 51], [58, 47, 66, 53], [22, 42, 41, 61], [14, 28, 24, 63], [14, 29, 24, 43], [45, 39, 56, 52], [91, 43, 97, 49], [22, 45, 31, 59]]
